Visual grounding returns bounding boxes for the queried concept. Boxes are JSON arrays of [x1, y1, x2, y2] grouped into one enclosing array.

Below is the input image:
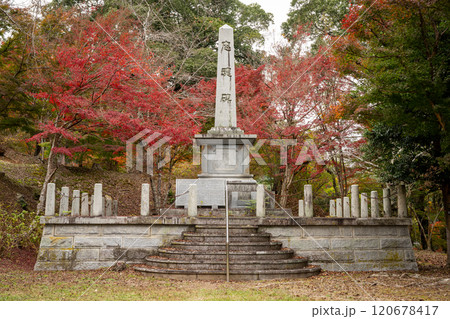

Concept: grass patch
[[0, 265, 449, 301]]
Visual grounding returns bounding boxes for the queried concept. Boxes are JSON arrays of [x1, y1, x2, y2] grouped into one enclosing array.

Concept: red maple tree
[[28, 9, 202, 213]]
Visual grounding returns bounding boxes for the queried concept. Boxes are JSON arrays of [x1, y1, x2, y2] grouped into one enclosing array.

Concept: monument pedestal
[[175, 131, 259, 209], [174, 24, 265, 210], [195, 132, 256, 179]]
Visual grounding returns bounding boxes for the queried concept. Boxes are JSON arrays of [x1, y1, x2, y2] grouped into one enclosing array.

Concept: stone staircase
[[134, 220, 321, 280]]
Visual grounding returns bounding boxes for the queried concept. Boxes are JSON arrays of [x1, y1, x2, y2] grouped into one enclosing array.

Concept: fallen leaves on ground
[[0, 248, 448, 301]]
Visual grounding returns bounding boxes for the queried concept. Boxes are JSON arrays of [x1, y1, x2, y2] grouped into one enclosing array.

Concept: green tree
[[51, 0, 273, 81], [336, 0, 450, 264], [0, 1, 40, 133], [282, 0, 350, 47]]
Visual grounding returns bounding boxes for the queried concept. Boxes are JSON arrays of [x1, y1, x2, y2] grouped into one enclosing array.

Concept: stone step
[[136, 219, 321, 281], [157, 247, 294, 261], [182, 232, 271, 243], [196, 210, 287, 218], [170, 240, 282, 252], [134, 264, 321, 281], [194, 225, 259, 234], [144, 256, 309, 271]]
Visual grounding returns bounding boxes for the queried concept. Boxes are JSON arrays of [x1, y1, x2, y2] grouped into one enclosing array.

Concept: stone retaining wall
[[34, 216, 195, 270], [34, 216, 418, 272], [259, 218, 418, 271]]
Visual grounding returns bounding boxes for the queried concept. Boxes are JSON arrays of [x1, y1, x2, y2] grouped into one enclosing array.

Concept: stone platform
[[34, 215, 418, 272]]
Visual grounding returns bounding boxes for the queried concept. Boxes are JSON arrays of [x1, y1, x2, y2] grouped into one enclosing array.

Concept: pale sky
[[240, 0, 291, 52]]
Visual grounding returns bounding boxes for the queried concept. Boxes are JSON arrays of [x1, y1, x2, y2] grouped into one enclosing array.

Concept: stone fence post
[[351, 184, 360, 218], [304, 184, 313, 217], [81, 193, 89, 216], [336, 198, 343, 217], [105, 196, 113, 216], [141, 183, 150, 216], [93, 183, 103, 216], [329, 200, 336, 217], [188, 184, 197, 217], [59, 186, 70, 215], [361, 193, 368, 218], [371, 191, 379, 218], [72, 190, 80, 216], [45, 183, 56, 216], [383, 188, 392, 217], [298, 200, 305, 217], [256, 184, 265, 217], [344, 196, 350, 218]]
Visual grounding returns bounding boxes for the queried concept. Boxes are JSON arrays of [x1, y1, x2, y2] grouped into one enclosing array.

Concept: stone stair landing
[[134, 220, 321, 280]]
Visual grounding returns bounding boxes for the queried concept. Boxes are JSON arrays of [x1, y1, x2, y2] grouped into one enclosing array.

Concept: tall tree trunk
[[36, 136, 58, 214], [33, 142, 41, 157], [414, 192, 429, 250], [442, 182, 450, 267], [149, 174, 162, 214], [280, 165, 294, 208], [327, 168, 338, 198]]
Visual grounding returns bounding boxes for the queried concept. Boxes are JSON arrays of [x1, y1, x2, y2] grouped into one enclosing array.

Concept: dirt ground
[[0, 248, 448, 301]]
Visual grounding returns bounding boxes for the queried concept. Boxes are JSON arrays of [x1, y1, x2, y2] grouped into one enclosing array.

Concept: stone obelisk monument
[[196, 24, 256, 179], [175, 25, 258, 209], [211, 25, 238, 130]]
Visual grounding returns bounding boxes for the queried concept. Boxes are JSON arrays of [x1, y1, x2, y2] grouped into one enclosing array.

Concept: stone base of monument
[[134, 220, 321, 280], [175, 179, 275, 209]]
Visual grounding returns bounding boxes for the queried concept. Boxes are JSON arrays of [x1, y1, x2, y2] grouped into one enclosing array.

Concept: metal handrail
[[225, 180, 230, 282]]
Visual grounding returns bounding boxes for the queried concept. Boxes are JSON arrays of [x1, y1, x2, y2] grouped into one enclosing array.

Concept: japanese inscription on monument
[[214, 25, 237, 128]]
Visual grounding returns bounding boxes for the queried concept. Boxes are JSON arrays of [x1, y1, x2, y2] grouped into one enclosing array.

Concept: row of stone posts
[[140, 183, 268, 217], [139, 183, 408, 218], [45, 183, 118, 217], [327, 184, 407, 218]]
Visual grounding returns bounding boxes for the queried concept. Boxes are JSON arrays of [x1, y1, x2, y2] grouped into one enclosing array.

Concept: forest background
[[0, 0, 448, 266]]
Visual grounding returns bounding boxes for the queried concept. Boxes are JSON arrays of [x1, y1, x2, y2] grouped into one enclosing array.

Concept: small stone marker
[[383, 188, 392, 217], [81, 193, 89, 216], [45, 183, 56, 216], [92, 183, 103, 216], [397, 184, 407, 218], [336, 198, 343, 217], [59, 186, 70, 215], [256, 184, 265, 217], [361, 193, 368, 218], [71, 190, 80, 216], [329, 199, 336, 217], [298, 199, 305, 217], [371, 191, 379, 218], [188, 184, 197, 217], [351, 184, 360, 218], [304, 184, 313, 217], [344, 196, 350, 218], [140, 183, 150, 216]]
